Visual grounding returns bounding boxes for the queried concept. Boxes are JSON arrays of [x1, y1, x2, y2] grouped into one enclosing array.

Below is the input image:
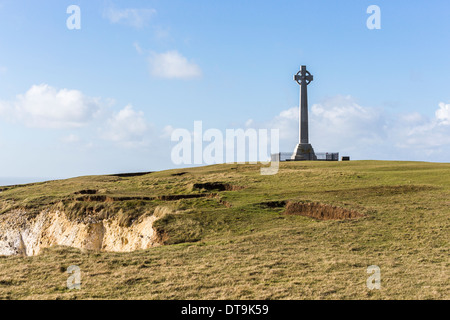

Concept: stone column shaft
[[300, 81, 309, 144]]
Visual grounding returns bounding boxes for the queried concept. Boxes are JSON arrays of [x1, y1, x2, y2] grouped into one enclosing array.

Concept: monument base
[[291, 143, 317, 161]]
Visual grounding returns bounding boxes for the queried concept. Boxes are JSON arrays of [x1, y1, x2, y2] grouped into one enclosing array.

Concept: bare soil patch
[[259, 200, 287, 208], [171, 172, 188, 177], [109, 172, 153, 178], [193, 182, 244, 192], [75, 194, 219, 202], [74, 190, 98, 195], [282, 201, 363, 220], [157, 194, 211, 201]]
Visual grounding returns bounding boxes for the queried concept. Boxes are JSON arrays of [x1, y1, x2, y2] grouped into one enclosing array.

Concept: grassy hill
[[0, 160, 448, 299]]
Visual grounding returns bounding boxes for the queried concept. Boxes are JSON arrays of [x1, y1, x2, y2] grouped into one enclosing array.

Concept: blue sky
[[0, 0, 449, 183]]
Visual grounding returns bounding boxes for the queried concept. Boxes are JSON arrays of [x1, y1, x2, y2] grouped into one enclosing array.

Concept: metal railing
[[315, 152, 339, 161], [271, 152, 339, 162]]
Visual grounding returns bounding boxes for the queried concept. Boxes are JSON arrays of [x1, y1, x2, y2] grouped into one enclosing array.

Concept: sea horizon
[[0, 177, 58, 187]]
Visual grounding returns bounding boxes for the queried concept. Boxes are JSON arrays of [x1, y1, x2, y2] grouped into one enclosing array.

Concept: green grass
[[0, 160, 449, 299]]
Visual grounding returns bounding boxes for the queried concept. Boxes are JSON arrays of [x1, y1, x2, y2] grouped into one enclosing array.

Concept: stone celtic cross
[[294, 66, 313, 86], [291, 65, 317, 160]]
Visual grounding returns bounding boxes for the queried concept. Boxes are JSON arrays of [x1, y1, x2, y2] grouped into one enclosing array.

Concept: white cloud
[[103, 7, 156, 28], [161, 125, 175, 138], [436, 102, 450, 125], [153, 26, 170, 40], [133, 42, 143, 55], [254, 96, 450, 161], [309, 95, 387, 151], [245, 119, 254, 127], [0, 84, 101, 129], [102, 104, 149, 147], [148, 51, 202, 79], [389, 107, 450, 150], [61, 134, 80, 143], [0, 85, 157, 149]]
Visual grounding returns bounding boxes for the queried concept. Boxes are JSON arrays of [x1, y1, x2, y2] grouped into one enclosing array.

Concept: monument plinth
[[291, 65, 317, 161]]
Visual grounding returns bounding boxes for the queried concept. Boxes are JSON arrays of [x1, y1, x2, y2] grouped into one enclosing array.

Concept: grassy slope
[[0, 160, 448, 299]]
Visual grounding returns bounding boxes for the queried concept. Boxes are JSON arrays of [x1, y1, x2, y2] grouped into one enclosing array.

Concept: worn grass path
[[0, 160, 448, 299]]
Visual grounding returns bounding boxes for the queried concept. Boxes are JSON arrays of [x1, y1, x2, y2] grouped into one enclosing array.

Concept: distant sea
[[0, 177, 57, 187]]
